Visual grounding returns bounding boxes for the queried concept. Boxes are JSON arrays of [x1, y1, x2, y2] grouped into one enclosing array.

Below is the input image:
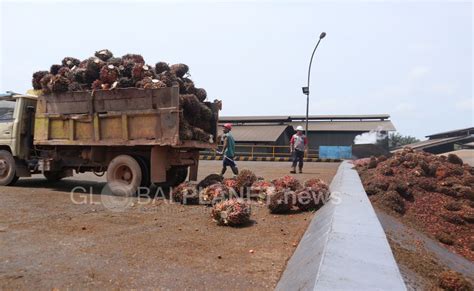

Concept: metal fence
[[202, 144, 319, 159]]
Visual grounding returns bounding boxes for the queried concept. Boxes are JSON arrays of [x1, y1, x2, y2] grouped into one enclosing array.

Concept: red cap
[[223, 123, 232, 130]]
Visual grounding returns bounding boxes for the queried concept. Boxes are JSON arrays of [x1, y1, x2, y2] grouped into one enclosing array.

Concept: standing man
[[219, 123, 239, 177], [290, 125, 308, 174]]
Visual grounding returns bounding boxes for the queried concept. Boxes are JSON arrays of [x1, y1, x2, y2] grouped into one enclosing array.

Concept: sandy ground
[[0, 161, 339, 290]]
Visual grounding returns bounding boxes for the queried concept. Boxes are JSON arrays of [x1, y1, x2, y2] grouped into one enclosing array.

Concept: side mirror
[[26, 106, 35, 113]]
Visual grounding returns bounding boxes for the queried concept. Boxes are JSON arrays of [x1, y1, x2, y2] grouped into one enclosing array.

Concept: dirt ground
[[0, 161, 339, 290]]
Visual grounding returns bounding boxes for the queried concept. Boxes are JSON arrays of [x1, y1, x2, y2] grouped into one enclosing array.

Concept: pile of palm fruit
[[32, 50, 214, 142], [172, 170, 331, 227]]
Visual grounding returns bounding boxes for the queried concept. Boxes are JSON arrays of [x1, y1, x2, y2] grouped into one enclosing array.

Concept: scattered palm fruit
[[212, 199, 251, 226], [172, 181, 199, 204], [235, 169, 257, 195], [437, 270, 472, 291], [272, 175, 302, 191], [268, 190, 294, 214], [200, 183, 230, 205]]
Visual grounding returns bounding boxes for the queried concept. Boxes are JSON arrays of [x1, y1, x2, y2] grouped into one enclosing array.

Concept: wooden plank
[[93, 114, 100, 141], [68, 119, 74, 141], [121, 114, 128, 140]]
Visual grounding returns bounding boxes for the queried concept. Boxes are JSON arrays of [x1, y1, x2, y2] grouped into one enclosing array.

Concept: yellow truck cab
[[0, 92, 37, 185]]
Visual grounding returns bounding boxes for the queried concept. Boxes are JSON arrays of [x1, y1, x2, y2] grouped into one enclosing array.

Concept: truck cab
[[0, 92, 37, 185]]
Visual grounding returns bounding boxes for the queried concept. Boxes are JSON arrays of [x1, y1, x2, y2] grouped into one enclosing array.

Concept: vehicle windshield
[[0, 100, 16, 121]]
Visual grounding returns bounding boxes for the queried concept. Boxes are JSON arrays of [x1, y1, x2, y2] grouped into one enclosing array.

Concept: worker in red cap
[[217, 123, 239, 176]]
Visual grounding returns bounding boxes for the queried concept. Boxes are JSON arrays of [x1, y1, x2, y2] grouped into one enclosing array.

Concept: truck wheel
[[106, 155, 142, 196], [134, 156, 151, 188], [0, 150, 19, 186]]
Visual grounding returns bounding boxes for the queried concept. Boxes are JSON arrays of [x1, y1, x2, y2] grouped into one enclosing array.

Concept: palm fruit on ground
[[50, 75, 70, 93], [272, 175, 302, 191], [95, 49, 113, 61], [155, 62, 170, 74], [62, 57, 80, 69], [194, 88, 207, 102], [197, 173, 223, 190], [100, 64, 120, 84], [250, 180, 275, 201], [122, 53, 145, 64], [296, 178, 331, 211], [235, 169, 257, 196], [170, 63, 189, 78], [32, 71, 49, 90], [437, 271, 472, 291], [172, 181, 199, 204], [212, 199, 251, 226], [268, 190, 295, 214], [200, 182, 230, 205], [50, 64, 62, 75]]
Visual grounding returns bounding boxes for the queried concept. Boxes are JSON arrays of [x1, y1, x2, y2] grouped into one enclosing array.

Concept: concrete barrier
[[276, 161, 406, 291]]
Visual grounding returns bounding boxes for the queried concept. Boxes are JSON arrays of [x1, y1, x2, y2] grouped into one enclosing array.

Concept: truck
[[0, 87, 220, 195]]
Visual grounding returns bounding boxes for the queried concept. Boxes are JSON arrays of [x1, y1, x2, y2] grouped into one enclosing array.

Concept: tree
[[389, 132, 420, 149]]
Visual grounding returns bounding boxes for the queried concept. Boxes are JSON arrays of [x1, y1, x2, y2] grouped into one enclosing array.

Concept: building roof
[[394, 135, 474, 151], [229, 125, 290, 142], [220, 114, 390, 123], [426, 127, 474, 139], [290, 120, 396, 132]]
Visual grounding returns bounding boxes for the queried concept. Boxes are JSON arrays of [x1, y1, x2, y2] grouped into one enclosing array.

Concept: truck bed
[[34, 87, 218, 149]]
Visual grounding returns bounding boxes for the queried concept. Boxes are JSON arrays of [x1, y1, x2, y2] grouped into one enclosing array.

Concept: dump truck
[[0, 87, 220, 195]]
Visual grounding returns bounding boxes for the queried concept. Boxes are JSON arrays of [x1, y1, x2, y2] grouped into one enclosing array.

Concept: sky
[[0, 0, 472, 139]]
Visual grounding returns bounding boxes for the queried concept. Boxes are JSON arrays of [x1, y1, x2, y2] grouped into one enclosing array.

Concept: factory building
[[218, 114, 396, 157]]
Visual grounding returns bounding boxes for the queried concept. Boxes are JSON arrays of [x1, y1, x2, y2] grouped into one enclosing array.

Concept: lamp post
[[302, 32, 326, 153]]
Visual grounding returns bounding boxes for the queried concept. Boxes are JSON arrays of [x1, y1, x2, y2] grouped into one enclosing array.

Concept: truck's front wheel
[[106, 155, 142, 196], [0, 150, 19, 186]]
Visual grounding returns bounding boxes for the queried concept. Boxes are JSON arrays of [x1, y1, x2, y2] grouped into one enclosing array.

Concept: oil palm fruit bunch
[[192, 127, 211, 142], [115, 77, 134, 88], [32, 71, 49, 90], [250, 180, 275, 201], [131, 64, 154, 82], [172, 181, 199, 204], [180, 94, 202, 124], [62, 57, 80, 69], [294, 189, 318, 211], [50, 64, 62, 75], [119, 60, 135, 78], [155, 62, 170, 74], [268, 190, 295, 214], [91, 79, 104, 90], [40, 73, 53, 93], [179, 117, 194, 141], [199, 182, 230, 205], [304, 178, 330, 192], [95, 49, 113, 61], [69, 68, 86, 83], [197, 173, 223, 190], [122, 53, 145, 64], [272, 175, 302, 191], [181, 77, 195, 94], [235, 169, 257, 196], [158, 70, 177, 87], [99, 64, 120, 84], [212, 199, 251, 226], [139, 77, 167, 89], [50, 75, 70, 93], [107, 57, 122, 67], [170, 63, 189, 78], [84, 57, 105, 84], [68, 82, 82, 92], [57, 66, 70, 77], [194, 88, 207, 102]]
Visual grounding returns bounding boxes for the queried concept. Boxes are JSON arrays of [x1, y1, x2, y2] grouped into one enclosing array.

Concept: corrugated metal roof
[[290, 120, 396, 131], [220, 114, 390, 123], [426, 127, 474, 138], [229, 125, 290, 142], [394, 135, 474, 151]]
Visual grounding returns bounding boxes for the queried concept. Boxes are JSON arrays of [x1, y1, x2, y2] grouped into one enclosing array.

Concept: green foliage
[[389, 132, 420, 149]]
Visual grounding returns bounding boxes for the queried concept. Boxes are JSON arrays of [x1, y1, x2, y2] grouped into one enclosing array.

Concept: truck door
[[0, 100, 16, 144]]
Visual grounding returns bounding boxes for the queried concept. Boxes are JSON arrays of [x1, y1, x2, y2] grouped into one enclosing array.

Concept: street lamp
[[302, 31, 326, 152]]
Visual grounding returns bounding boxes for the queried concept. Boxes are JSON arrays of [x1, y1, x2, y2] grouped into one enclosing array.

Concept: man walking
[[219, 123, 239, 177], [290, 126, 307, 173]]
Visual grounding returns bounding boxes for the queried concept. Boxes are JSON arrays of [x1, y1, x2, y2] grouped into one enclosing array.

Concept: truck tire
[[0, 150, 19, 186], [106, 155, 142, 196]]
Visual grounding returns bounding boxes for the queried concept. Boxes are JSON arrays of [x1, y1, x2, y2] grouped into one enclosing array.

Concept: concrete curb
[[199, 155, 341, 163], [276, 161, 406, 291]]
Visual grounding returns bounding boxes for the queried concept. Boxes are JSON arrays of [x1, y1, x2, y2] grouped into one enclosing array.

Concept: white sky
[[1, 0, 472, 139]]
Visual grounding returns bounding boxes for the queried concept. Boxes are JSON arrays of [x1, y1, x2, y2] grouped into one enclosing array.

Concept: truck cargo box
[[34, 87, 219, 149]]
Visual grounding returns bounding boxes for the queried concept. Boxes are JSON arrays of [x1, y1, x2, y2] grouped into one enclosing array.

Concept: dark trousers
[[292, 150, 304, 169]]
